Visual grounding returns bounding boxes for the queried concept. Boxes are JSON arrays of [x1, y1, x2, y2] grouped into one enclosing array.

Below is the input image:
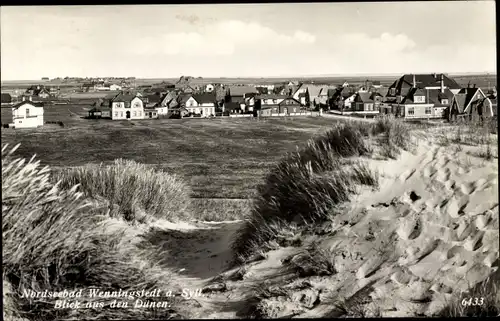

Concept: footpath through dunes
[[167, 124, 499, 319]]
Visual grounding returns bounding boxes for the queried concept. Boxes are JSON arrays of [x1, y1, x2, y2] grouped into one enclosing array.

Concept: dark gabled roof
[[356, 92, 373, 103], [1, 93, 12, 103], [146, 94, 163, 104], [192, 93, 216, 104], [388, 74, 462, 97], [177, 93, 193, 105], [12, 100, 44, 109], [111, 94, 137, 103], [327, 88, 337, 98]]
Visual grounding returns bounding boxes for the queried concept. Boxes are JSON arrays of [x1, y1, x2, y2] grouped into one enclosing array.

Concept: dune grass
[[230, 118, 404, 263], [2, 144, 177, 321], [439, 272, 500, 317], [52, 159, 191, 223]]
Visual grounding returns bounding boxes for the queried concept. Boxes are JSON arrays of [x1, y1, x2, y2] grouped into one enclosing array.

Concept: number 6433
[[461, 297, 484, 306]]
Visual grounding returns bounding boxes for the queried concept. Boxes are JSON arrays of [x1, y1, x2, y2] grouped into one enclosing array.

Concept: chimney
[[412, 74, 416, 88], [473, 84, 476, 89], [440, 74, 444, 93]]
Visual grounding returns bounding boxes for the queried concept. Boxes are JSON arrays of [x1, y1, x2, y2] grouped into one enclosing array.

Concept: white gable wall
[[12, 103, 44, 128]]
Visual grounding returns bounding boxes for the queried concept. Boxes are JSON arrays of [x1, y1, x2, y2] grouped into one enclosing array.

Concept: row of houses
[[4, 73, 497, 128], [326, 74, 497, 121]]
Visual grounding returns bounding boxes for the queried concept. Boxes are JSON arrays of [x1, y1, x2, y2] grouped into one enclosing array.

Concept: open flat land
[[1, 111, 341, 199], [2, 73, 495, 89]]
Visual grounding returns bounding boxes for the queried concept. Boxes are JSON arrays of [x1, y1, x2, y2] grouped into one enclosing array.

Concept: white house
[[11, 97, 44, 128], [184, 93, 216, 117], [110, 84, 122, 91], [111, 94, 144, 120]]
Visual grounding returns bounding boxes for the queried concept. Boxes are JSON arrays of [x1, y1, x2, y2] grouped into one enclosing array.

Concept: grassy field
[[1, 110, 343, 199]]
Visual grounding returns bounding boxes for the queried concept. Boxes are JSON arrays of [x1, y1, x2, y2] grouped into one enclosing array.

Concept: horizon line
[[1, 71, 497, 83]]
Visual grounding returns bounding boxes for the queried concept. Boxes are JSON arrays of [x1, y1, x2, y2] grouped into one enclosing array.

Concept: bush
[[2, 144, 175, 320], [52, 159, 191, 222], [231, 123, 378, 262]]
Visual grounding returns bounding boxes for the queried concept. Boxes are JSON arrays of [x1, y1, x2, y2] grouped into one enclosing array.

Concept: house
[[292, 84, 324, 107], [191, 93, 216, 117], [449, 85, 495, 121], [88, 107, 111, 119], [110, 93, 144, 120], [259, 94, 287, 106], [175, 83, 195, 93], [318, 86, 336, 107], [110, 84, 122, 91], [385, 74, 458, 120], [1, 93, 12, 105], [227, 86, 258, 104], [387, 73, 462, 99], [25, 85, 51, 99], [144, 108, 159, 119], [223, 102, 243, 115], [352, 92, 378, 114], [159, 90, 180, 109], [144, 93, 163, 108], [11, 97, 44, 128], [255, 86, 269, 95], [258, 97, 302, 117]]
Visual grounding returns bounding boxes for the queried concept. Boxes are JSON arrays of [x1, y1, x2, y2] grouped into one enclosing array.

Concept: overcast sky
[[1, 2, 496, 80]]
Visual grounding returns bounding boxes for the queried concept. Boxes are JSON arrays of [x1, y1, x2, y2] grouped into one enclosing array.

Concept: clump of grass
[[372, 115, 411, 150], [439, 273, 500, 317], [232, 123, 379, 263], [2, 144, 176, 321], [53, 159, 191, 223]]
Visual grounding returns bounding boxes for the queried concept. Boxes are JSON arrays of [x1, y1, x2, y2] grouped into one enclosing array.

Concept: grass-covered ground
[[1, 115, 343, 199]]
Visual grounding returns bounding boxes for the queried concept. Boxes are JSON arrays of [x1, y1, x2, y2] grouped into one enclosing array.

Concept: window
[[477, 94, 481, 99], [120, 112, 123, 117], [26, 109, 30, 117], [414, 96, 425, 103], [407, 107, 415, 115], [442, 99, 449, 104], [114, 112, 118, 117], [425, 107, 432, 115], [133, 111, 136, 117]]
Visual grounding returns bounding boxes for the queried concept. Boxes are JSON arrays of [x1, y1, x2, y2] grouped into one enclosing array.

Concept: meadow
[[1, 108, 342, 200]]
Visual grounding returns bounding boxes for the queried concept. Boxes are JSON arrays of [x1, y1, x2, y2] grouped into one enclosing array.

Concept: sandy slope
[[141, 127, 498, 318]]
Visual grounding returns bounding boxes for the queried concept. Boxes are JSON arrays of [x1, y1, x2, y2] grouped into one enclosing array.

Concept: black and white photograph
[[1, 1, 498, 319]]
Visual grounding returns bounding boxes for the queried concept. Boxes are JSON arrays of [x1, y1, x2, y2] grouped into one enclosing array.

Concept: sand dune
[[118, 126, 498, 318]]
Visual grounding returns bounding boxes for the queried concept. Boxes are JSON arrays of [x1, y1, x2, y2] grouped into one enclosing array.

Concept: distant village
[[1, 73, 497, 129]]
